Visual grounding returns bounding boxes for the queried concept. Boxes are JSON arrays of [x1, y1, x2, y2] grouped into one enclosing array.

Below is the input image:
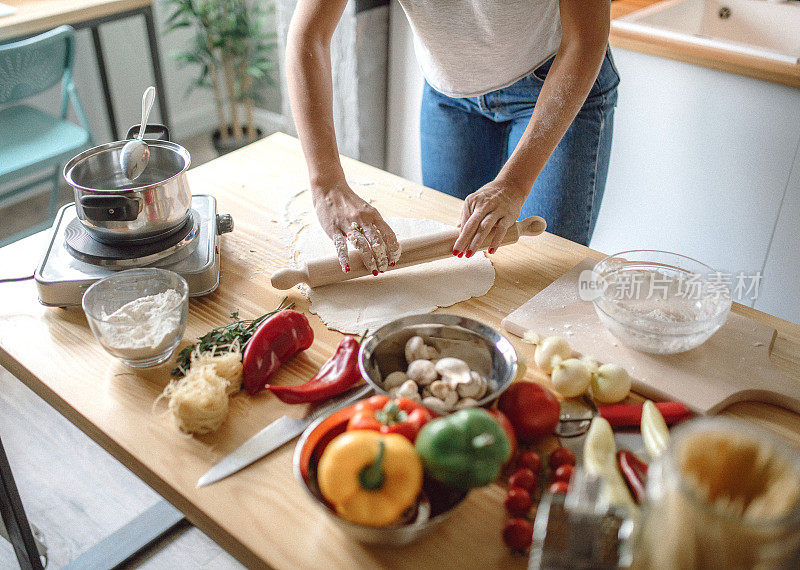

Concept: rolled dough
[[295, 218, 496, 334]]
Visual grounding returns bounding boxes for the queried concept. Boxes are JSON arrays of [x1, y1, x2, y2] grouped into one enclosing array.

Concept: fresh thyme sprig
[[172, 297, 294, 376]]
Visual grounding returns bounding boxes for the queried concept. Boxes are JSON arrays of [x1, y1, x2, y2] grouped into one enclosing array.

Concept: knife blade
[[197, 384, 372, 488]]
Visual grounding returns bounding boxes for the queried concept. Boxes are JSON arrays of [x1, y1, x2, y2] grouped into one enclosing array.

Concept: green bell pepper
[[415, 408, 512, 490]]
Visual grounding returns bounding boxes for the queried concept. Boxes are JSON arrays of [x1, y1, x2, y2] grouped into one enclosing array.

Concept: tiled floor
[[0, 132, 248, 569]]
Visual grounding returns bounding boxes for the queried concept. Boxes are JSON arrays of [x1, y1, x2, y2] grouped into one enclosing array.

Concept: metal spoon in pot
[[120, 86, 156, 180]]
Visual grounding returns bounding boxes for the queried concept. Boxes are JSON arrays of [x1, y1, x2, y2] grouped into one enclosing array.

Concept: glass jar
[[633, 417, 800, 569]]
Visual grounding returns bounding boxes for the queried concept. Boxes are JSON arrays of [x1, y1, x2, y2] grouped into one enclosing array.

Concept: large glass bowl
[[82, 268, 188, 367], [592, 250, 731, 354]]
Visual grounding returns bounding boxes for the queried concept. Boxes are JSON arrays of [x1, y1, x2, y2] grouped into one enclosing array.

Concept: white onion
[[551, 358, 592, 398], [591, 363, 631, 403], [534, 336, 573, 374]]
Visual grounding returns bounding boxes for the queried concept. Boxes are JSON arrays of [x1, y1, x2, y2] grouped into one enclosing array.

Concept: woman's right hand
[[313, 181, 401, 274]]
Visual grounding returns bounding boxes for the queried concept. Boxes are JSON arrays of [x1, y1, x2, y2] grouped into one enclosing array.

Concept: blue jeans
[[420, 50, 620, 245]]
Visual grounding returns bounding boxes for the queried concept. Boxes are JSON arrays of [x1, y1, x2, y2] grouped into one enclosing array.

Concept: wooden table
[[2, 133, 800, 569], [0, 0, 171, 140]]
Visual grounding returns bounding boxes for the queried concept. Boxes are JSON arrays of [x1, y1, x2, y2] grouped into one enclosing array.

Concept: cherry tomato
[[502, 518, 533, 551], [504, 487, 533, 517], [548, 481, 569, 494], [497, 381, 560, 443], [553, 464, 574, 483], [508, 467, 537, 492], [549, 447, 576, 471], [517, 450, 542, 474], [488, 409, 517, 464]]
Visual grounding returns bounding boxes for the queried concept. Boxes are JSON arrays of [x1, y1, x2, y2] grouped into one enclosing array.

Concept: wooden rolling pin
[[271, 216, 546, 290]]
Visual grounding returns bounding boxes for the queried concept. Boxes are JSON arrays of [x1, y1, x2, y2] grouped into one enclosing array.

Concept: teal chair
[[0, 25, 94, 246]]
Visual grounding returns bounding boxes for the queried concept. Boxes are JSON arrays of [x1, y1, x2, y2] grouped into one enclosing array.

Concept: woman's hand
[[313, 181, 402, 274], [453, 180, 528, 257]]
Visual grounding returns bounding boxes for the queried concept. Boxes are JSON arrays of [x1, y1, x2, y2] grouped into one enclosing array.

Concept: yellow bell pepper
[[317, 430, 423, 527]]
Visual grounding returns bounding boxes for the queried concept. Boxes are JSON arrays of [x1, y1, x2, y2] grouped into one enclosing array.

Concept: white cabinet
[[591, 47, 800, 321], [756, 152, 800, 323]]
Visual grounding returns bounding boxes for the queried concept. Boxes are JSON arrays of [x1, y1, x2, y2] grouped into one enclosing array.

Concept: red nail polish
[[390, 262, 395, 267], [372, 270, 379, 276], [488, 248, 495, 254], [466, 250, 473, 258], [452, 250, 459, 256], [345, 265, 350, 272], [458, 252, 464, 258]]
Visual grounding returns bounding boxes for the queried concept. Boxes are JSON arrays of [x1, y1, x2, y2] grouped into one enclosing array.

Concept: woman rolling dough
[[286, 0, 618, 273]]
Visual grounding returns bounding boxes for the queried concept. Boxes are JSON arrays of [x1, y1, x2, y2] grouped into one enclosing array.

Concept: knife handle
[[599, 401, 692, 428]]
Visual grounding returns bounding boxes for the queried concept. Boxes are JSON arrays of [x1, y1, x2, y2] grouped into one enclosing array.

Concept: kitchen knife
[[197, 384, 372, 487]]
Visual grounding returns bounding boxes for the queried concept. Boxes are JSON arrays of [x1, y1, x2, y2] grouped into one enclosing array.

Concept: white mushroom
[[395, 379, 421, 402], [421, 397, 449, 414], [422, 391, 457, 413], [454, 398, 479, 410], [405, 336, 439, 364], [429, 380, 455, 401], [421, 386, 433, 399], [407, 359, 438, 385], [457, 371, 488, 399], [434, 357, 472, 387], [383, 371, 408, 390]]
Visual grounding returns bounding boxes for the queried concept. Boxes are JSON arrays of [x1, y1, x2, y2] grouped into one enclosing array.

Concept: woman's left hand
[[453, 180, 528, 257]]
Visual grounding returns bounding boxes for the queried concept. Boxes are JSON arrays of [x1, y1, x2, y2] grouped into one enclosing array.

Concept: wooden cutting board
[[501, 258, 800, 415]]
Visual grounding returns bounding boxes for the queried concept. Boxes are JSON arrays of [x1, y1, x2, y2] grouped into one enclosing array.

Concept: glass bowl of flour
[[591, 251, 731, 354], [82, 268, 189, 367]]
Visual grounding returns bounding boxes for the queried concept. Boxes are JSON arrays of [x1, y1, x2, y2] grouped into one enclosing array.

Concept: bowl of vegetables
[[358, 314, 518, 413], [294, 397, 513, 546]]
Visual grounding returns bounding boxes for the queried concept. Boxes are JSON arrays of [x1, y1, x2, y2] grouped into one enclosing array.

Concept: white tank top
[[397, 0, 562, 97]]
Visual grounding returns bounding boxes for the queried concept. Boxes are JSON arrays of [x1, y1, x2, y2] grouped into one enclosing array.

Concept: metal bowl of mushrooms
[[358, 313, 518, 414]]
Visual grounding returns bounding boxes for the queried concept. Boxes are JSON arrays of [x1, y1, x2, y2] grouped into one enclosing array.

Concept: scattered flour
[[100, 290, 183, 360]]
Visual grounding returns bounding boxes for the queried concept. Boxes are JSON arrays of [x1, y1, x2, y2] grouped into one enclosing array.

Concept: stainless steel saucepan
[[64, 124, 192, 244]]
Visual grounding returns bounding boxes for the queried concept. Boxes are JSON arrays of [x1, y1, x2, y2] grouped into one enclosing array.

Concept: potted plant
[[164, 0, 277, 154]]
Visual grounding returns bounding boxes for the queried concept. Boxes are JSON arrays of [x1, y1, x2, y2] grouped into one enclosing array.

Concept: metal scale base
[[35, 194, 231, 307]]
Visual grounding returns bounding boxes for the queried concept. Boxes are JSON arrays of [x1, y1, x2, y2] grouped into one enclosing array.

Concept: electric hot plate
[[35, 194, 233, 307], [63, 210, 201, 268]]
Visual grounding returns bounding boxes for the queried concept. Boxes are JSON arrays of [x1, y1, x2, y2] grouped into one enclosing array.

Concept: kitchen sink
[[612, 0, 800, 64]]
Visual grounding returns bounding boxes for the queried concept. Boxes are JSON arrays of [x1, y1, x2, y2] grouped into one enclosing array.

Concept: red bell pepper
[[346, 395, 434, 442], [268, 336, 363, 404], [242, 309, 314, 395]]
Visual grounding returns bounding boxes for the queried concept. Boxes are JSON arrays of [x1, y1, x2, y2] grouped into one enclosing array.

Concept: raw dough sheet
[[295, 218, 496, 334]]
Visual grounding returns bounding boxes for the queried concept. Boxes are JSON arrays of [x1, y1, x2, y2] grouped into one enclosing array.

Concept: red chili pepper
[[599, 401, 692, 428], [242, 309, 314, 395], [346, 394, 434, 442], [617, 449, 648, 504], [267, 336, 362, 403]]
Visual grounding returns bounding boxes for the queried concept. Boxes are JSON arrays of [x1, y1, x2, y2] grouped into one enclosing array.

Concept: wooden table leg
[[0, 435, 45, 570]]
